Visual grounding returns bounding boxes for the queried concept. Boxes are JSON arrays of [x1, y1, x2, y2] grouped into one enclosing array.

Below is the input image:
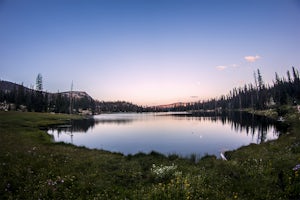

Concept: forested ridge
[[0, 81, 95, 113], [0, 80, 143, 114]]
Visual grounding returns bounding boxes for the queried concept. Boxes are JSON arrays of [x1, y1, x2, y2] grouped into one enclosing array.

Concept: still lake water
[[48, 112, 282, 158]]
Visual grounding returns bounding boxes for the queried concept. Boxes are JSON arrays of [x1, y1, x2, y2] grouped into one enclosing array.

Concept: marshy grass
[[1, 108, 300, 199]]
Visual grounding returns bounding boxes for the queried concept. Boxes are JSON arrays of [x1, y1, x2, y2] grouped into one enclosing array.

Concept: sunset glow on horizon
[[1, 0, 299, 106]]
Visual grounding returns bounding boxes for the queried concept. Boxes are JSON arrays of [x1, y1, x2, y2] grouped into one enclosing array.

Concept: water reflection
[[48, 118, 97, 133], [47, 112, 286, 157], [174, 111, 287, 144]]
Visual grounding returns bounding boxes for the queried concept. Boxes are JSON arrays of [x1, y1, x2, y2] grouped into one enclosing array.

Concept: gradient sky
[[1, 0, 300, 106]]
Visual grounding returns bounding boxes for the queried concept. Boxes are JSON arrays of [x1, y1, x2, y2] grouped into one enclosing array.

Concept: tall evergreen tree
[[36, 73, 43, 91], [257, 69, 264, 90]]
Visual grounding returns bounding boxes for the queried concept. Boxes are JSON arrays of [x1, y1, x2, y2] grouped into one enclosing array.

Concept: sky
[[0, 0, 300, 106]]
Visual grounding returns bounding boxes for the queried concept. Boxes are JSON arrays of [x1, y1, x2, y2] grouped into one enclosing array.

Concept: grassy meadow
[[1, 108, 300, 199]]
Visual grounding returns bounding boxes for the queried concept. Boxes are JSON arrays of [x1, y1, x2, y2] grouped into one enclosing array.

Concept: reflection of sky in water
[[48, 113, 279, 157]]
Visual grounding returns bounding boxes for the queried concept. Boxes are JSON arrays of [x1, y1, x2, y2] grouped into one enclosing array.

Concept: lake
[[48, 112, 283, 158]]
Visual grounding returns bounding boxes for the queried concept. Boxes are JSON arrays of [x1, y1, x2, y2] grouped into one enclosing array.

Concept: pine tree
[[36, 73, 43, 91], [257, 69, 264, 91]]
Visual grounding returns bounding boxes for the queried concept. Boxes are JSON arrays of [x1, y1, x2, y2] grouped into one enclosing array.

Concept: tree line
[[95, 101, 145, 113], [167, 67, 300, 112]]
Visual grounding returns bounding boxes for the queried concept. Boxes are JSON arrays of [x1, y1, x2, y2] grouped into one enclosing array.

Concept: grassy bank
[[1, 110, 300, 199]]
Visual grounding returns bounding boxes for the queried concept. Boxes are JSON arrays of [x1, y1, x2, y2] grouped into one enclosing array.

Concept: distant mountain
[[60, 91, 94, 101]]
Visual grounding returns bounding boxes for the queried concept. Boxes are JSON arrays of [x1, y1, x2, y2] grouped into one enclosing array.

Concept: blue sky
[[0, 0, 299, 106]]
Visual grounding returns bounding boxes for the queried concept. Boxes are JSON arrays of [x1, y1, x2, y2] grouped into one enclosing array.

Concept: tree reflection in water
[[176, 111, 287, 144], [48, 117, 135, 142], [48, 118, 96, 143]]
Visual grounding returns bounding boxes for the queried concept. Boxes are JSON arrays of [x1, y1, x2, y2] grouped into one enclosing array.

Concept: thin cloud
[[216, 65, 227, 70], [244, 55, 261, 63]]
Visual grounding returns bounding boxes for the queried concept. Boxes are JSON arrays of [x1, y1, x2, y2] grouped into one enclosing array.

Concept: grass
[[1, 108, 300, 199]]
